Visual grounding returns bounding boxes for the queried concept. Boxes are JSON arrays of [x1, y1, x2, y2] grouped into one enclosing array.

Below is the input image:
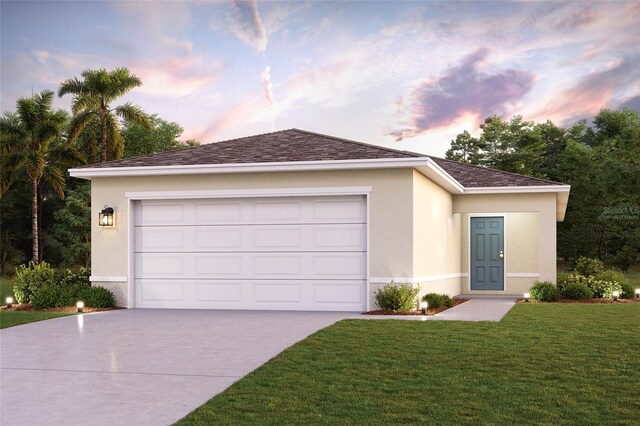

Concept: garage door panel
[[313, 199, 365, 221], [139, 280, 184, 302], [313, 282, 364, 304], [136, 252, 365, 280], [195, 202, 242, 223], [135, 224, 366, 253], [254, 283, 301, 303], [195, 282, 243, 302], [135, 203, 185, 226]]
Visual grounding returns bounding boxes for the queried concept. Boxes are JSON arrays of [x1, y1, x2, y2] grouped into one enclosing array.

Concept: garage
[[134, 195, 367, 311]]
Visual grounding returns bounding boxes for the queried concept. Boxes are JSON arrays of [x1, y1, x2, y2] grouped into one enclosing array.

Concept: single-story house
[[70, 129, 570, 311]]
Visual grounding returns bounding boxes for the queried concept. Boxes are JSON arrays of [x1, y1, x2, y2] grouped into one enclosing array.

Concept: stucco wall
[[412, 170, 461, 297], [454, 193, 557, 294], [89, 168, 415, 307]]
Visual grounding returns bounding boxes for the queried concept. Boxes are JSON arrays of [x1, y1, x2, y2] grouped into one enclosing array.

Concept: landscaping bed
[[363, 298, 468, 315], [518, 298, 639, 304], [1, 304, 124, 313]]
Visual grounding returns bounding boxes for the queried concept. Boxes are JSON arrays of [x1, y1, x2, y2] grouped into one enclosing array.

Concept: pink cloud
[[389, 48, 535, 141]]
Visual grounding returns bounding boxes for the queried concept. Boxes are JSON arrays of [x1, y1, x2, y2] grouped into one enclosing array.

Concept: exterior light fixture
[[635, 288, 640, 298], [5, 296, 13, 309], [99, 205, 114, 227], [524, 292, 530, 302], [612, 290, 619, 301], [76, 300, 85, 313], [420, 301, 428, 315]]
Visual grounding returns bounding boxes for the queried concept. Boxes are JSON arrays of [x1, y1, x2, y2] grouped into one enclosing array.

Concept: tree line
[[0, 68, 200, 273], [446, 109, 640, 270]]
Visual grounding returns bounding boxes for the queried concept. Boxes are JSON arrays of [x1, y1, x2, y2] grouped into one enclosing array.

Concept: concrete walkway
[[359, 296, 518, 322], [0, 309, 356, 426]]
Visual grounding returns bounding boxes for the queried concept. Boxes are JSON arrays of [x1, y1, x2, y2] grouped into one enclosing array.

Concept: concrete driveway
[[0, 309, 355, 425]]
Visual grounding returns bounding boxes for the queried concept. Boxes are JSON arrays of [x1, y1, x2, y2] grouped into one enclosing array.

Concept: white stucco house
[[70, 129, 570, 311]]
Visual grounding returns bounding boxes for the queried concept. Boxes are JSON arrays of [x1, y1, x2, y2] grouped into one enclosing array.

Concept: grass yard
[[0, 310, 75, 329], [178, 304, 640, 425], [0, 275, 16, 299]]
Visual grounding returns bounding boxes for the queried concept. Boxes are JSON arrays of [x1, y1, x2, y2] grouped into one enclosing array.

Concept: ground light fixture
[[76, 300, 85, 313], [5, 296, 13, 309], [524, 292, 530, 302], [636, 288, 640, 298], [99, 205, 114, 227], [612, 290, 619, 301], [420, 301, 428, 315]]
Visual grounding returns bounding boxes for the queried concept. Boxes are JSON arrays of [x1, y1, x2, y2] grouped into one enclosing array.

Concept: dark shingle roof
[[429, 156, 564, 187], [81, 128, 564, 188], [80, 129, 418, 168]]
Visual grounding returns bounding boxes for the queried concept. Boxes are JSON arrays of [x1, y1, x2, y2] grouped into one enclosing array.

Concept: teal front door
[[470, 217, 504, 291]]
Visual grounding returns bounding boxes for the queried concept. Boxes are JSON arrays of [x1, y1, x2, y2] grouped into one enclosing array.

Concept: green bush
[[619, 282, 635, 299], [31, 284, 85, 309], [574, 257, 605, 277], [589, 280, 623, 299], [14, 261, 56, 304], [374, 283, 420, 311], [421, 293, 454, 309], [560, 282, 594, 300], [529, 281, 560, 302], [79, 286, 116, 308], [56, 267, 91, 287]]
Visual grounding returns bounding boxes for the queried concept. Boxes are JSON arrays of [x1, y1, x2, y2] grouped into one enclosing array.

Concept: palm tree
[[58, 67, 151, 163], [0, 90, 81, 263]]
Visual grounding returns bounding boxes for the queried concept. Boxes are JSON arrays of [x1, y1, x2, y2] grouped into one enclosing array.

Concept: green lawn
[[0, 310, 75, 329], [177, 304, 640, 425]]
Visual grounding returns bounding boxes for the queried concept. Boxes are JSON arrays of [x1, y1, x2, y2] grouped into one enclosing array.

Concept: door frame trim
[[467, 214, 507, 292], [126, 187, 371, 310]]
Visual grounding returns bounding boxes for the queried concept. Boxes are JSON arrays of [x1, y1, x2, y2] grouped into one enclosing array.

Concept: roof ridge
[[289, 128, 423, 158], [428, 155, 565, 186]]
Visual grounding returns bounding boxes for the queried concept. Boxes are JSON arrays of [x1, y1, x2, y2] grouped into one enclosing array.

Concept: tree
[[122, 114, 199, 158], [58, 67, 151, 163], [0, 91, 80, 263], [53, 182, 91, 267], [445, 130, 484, 164]]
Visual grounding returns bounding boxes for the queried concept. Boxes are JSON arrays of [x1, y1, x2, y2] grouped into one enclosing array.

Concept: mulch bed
[[0, 304, 125, 313], [516, 298, 640, 304], [363, 298, 469, 316]]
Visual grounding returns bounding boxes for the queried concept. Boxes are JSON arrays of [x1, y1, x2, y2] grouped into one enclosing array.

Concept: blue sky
[[1, 1, 639, 156]]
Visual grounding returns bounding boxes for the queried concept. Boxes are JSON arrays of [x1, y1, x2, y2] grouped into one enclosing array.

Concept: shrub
[[529, 281, 560, 302], [78, 286, 116, 308], [374, 283, 420, 311], [589, 280, 623, 299], [31, 284, 85, 309], [56, 267, 91, 288], [619, 282, 635, 299], [574, 257, 605, 277], [14, 261, 56, 304], [560, 282, 594, 300], [556, 272, 581, 292], [421, 293, 454, 309]]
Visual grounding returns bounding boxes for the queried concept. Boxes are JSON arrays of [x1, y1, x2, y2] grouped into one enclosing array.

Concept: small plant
[[31, 284, 86, 309], [560, 282, 594, 300], [56, 267, 91, 287], [589, 280, 623, 299], [574, 257, 605, 277], [421, 293, 454, 309], [14, 261, 56, 304], [79, 286, 116, 308], [529, 281, 560, 302], [374, 283, 420, 311]]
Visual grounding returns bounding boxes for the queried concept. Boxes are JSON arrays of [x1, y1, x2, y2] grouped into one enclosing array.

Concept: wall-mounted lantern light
[[99, 206, 114, 227]]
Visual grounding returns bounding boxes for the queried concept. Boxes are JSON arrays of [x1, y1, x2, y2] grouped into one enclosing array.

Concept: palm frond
[[107, 67, 142, 100], [0, 113, 27, 155], [41, 165, 66, 199], [105, 113, 125, 160], [47, 142, 86, 168], [115, 103, 151, 130], [58, 77, 86, 97], [67, 110, 97, 142], [71, 94, 99, 115]]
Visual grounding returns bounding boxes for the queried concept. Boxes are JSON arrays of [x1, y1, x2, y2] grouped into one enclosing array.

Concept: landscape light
[[76, 300, 85, 313], [635, 288, 640, 298], [612, 290, 619, 301], [420, 301, 428, 315], [524, 292, 530, 302], [5, 296, 13, 309], [99, 205, 114, 227]]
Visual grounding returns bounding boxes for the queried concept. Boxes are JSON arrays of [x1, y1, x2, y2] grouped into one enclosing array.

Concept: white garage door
[[134, 196, 367, 311]]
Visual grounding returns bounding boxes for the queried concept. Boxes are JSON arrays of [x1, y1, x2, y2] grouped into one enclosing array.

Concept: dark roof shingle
[[81, 128, 564, 188]]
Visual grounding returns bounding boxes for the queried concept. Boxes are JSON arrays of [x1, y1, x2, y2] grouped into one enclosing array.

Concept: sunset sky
[[1, 1, 639, 156]]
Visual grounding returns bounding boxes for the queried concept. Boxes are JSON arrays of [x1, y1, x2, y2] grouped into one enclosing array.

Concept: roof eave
[[69, 157, 431, 179]]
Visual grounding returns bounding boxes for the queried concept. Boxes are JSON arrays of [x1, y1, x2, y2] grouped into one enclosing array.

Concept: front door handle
[[499, 250, 504, 258]]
